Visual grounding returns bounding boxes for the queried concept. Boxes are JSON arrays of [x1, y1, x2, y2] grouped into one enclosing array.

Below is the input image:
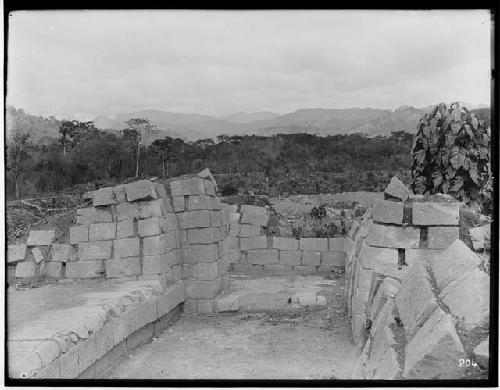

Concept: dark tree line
[[5, 115, 414, 199]]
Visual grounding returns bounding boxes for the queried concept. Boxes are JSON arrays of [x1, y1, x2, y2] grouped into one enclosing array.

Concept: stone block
[[403, 309, 465, 379], [299, 238, 328, 252], [31, 247, 46, 263], [78, 241, 112, 260], [302, 251, 321, 266], [178, 210, 211, 229], [116, 220, 135, 238], [473, 337, 489, 368], [240, 236, 268, 251], [322, 251, 345, 267], [143, 234, 169, 255], [184, 278, 222, 299], [27, 230, 55, 246], [395, 261, 439, 338], [185, 262, 219, 280], [76, 206, 113, 225], [203, 179, 216, 196], [50, 243, 72, 263], [137, 218, 162, 237], [228, 224, 241, 238], [365, 320, 399, 379], [105, 257, 141, 278], [246, 249, 278, 265], [187, 228, 220, 244], [209, 211, 221, 227], [92, 187, 117, 206], [182, 244, 219, 263], [440, 268, 489, 330], [240, 205, 268, 226], [239, 224, 261, 237], [427, 226, 459, 249], [137, 199, 164, 219], [366, 224, 420, 249], [469, 224, 490, 252], [292, 265, 317, 274], [59, 344, 79, 378], [272, 236, 299, 250], [113, 237, 140, 259], [187, 195, 210, 210], [15, 260, 39, 278], [412, 202, 459, 226], [372, 200, 404, 225], [384, 176, 410, 201], [226, 249, 241, 264], [142, 255, 168, 274], [208, 197, 221, 211], [7, 244, 27, 263], [328, 237, 345, 252], [70, 225, 89, 245], [172, 196, 185, 212], [77, 334, 97, 372], [356, 268, 374, 292], [229, 212, 241, 224], [88, 222, 116, 242], [170, 177, 205, 197], [369, 277, 400, 321], [430, 239, 481, 291], [112, 185, 127, 203], [65, 260, 104, 278], [280, 250, 301, 265], [344, 238, 354, 257], [164, 213, 179, 231], [349, 222, 361, 239], [123, 180, 157, 202], [359, 244, 399, 269], [42, 262, 64, 278]]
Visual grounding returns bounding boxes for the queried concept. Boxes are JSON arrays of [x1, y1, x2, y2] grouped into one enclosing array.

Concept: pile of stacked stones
[[345, 177, 490, 379]]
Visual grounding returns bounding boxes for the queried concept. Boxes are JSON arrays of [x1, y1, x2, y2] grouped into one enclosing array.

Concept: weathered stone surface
[[299, 238, 328, 252], [112, 237, 140, 259], [142, 254, 168, 274], [349, 222, 361, 239], [279, 250, 301, 265], [76, 206, 113, 225], [88, 222, 116, 242], [369, 277, 400, 321], [427, 226, 459, 249], [65, 260, 104, 278], [365, 315, 399, 379], [469, 224, 490, 251], [301, 251, 321, 266], [50, 244, 72, 263], [137, 199, 164, 219], [240, 236, 268, 251], [403, 309, 465, 379], [27, 230, 55, 246], [105, 257, 141, 277], [239, 224, 261, 238], [473, 337, 489, 368], [405, 249, 442, 267], [373, 200, 404, 225], [8, 244, 27, 263], [322, 251, 345, 266], [240, 205, 268, 226], [178, 210, 211, 229], [143, 234, 173, 255], [293, 265, 317, 274], [124, 180, 158, 202], [229, 212, 241, 224], [187, 228, 220, 244], [440, 268, 489, 330], [15, 260, 39, 278], [384, 176, 410, 201], [8, 340, 43, 378], [183, 262, 218, 280], [182, 244, 219, 263], [430, 239, 481, 291], [115, 220, 134, 238], [170, 177, 206, 197], [42, 262, 64, 278], [186, 194, 210, 210], [359, 244, 399, 269], [272, 236, 299, 251], [92, 187, 117, 206], [366, 224, 420, 249], [395, 261, 439, 338], [78, 241, 113, 260], [209, 211, 221, 227], [137, 218, 162, 237], [246, 249, 278, 265], [412, 202, 459, 226], [164, 213, 179, 231], [198, 168, 218, 191], [184, 277, 222, 299], [372, 346, 401, 379], [328, 237, 345, 252], [172, 196, 185, 212], [70, 225, 89, 245]]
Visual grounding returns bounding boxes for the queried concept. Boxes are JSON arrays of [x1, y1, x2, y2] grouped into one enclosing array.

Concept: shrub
[[220, 183, 239, 196]]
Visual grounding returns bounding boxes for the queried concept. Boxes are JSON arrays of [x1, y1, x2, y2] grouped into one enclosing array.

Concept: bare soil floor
[[103, 273, 357, 380]]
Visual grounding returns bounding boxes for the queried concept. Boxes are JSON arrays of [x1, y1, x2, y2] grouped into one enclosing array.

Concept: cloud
[[7, 10, 491, 120]]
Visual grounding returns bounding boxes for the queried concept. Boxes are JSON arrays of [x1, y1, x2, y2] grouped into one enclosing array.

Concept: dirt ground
[[102, 273, 357, 380]]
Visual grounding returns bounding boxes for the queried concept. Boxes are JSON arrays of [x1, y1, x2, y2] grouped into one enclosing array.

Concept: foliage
[[411, 102, 492, 213], [220, 183, 239, 196], [310, 204, 327, 220]]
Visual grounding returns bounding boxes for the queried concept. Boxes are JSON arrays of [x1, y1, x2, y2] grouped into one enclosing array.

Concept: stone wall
[[346, 177, 490, 379], [222, 204, 347, 274]]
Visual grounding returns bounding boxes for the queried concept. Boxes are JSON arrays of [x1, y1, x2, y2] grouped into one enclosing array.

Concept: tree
[[124, 118, 156, 177], [59, 120, 101, 156], [6, 131, 33, 198]]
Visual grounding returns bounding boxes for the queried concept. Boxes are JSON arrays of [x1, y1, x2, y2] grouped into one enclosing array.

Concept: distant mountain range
[[6, 104, 491, 143]]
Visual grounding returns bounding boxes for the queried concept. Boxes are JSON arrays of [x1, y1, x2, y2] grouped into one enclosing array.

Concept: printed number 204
[[459, 359, 478, 367]]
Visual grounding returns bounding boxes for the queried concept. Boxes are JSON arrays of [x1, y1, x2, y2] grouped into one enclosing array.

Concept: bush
[[220, 183, 239, 196]]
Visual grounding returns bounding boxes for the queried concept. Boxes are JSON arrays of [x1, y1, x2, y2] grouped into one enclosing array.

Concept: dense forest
[[5, 115, 414, 199]]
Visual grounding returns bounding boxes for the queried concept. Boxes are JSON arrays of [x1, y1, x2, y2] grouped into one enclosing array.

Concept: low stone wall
[[222, 204, 347, 273], [346, 177, 490, 379]]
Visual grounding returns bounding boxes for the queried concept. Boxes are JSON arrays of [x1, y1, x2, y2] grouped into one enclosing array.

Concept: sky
[[7, 10, 492, 121]]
